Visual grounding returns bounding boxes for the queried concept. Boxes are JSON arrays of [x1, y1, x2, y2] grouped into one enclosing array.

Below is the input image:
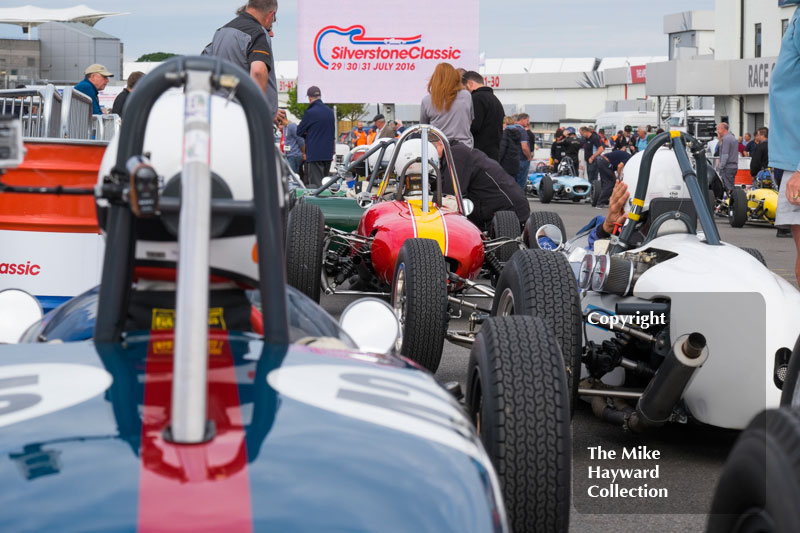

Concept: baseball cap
[[306, 86, 321, 97], [372, 113, 385, 122], [565, 127, 576, 135], [85, 64, 113, 77]]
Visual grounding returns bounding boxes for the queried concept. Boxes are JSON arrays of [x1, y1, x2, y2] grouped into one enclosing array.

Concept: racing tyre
[[392, 238, 448, 373], [285, 203, 325, 303], [779, 334, 800, 407], [707, 408, 800, 533], [591, 181, 601, 207], [522, 211, 567, 250], [466, 316, 571, 533], [741, 247, 767, 267], [729, 187, 748, 228], [539, 176, 555, 204], [491, 250, 582, 416], [490, 210, 522, 263]]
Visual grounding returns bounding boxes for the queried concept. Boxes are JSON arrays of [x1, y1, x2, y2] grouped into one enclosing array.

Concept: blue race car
[[527, 158, 592, 204], [0, 57, 571, 533]]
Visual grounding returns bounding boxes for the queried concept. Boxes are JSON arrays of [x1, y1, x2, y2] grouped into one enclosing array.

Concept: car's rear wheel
[[491, 249, 581, 416], [467, 316, 571, 533], [707, 408, 800, 533], [741, 247, 767, 267], [522, 211, 567, 249], [539, 176, 555, 203], [285, 203, 325, 303], [490, 210, 521, 263], [729, 187, 748, 228], [591, 181, 601, 207], [392, 238, 448, 372]]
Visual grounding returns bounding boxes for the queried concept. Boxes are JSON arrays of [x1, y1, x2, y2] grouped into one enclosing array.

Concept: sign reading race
[[298, 0, 479, 104]]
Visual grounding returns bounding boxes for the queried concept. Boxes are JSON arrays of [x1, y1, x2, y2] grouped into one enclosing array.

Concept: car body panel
[[746, 187, 778, 222], [300, 193, 365, 233], [0, 335, 505, 532], [528, 172, 592, 200], [359, 200, 484, 284]]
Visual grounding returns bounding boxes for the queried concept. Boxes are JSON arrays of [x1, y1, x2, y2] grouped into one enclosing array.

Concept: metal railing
[[60, 87, 93, 140], [92, 113, 121, 141], [0, 84, 62, 138]]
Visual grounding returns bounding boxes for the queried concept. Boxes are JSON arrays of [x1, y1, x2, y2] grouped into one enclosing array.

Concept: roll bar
[[611, 131, 720, 254], [94, 56, 288, 345], [377, 125, 466, 215], [309, 138, 396, 197]]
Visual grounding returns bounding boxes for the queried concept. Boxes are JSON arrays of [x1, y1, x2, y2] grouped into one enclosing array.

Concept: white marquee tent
[[0, 5, 128, 37]]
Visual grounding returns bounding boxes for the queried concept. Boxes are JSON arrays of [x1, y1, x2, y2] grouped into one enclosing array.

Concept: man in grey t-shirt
[[717, 122, 739, 192]]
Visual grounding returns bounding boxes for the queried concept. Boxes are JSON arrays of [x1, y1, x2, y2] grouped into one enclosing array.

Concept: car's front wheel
[[467, 315, 571, 533], [392, 238, 448, 372], [708, 408, 800, 533], [729, 187, 748, 228], [285, 203, 325, 303]]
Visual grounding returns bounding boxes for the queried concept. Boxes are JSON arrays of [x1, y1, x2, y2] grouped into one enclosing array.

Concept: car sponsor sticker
[[0, 364, 112, 429]]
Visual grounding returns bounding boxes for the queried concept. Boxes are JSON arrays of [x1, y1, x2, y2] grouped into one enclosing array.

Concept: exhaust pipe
[[628, 333, 708, 433]]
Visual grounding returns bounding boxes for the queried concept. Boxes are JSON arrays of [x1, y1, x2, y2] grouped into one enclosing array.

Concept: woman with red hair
[[420, 62, 474, 148]]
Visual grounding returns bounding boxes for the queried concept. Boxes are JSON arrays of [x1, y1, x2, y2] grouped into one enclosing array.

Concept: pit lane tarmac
[[322, 198, 796, 532]]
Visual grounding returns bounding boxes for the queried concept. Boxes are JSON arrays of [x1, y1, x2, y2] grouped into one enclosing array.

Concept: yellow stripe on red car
[[406, 200, 448, 255]]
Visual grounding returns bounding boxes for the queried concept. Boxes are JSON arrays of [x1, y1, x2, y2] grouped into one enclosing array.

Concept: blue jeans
[[287, 155, 303, 174], [515, 160, 529, 190]]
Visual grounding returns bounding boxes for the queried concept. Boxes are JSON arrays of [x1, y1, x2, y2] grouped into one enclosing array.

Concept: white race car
[[496, 133, 800, 432]]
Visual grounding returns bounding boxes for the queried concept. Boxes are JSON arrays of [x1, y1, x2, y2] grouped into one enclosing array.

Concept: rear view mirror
[[0, 289, 43, 343], [462, 198, 475, 216], [339, 298, 400, 354], [535, 224, 564, 251]]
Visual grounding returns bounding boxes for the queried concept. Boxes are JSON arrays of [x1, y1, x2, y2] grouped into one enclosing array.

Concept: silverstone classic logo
[[313, 25, 462, 69]]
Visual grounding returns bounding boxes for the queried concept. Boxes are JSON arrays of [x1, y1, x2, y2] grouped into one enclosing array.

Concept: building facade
[[0, 38, 39, 88], [648, 0, 800, 138], [38, 21, 122, 84]]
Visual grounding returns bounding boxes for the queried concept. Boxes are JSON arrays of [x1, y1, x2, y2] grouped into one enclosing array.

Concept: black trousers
[[305, 161, 331, 188], [597, 161, 617, 205]]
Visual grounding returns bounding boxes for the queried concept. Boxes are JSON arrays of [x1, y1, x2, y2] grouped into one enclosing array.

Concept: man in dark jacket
[[463, 71, 505, 161], [111, 71, 144, 118], [750, 127, 769, 178], [438, 141, 530, 227], [498, 119, 522, 178], [562, 127, 582, 174], [297, 85, 335, 187]]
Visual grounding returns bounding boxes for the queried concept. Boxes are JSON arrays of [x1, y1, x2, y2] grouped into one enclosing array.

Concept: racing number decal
[[0, 375, 41, 417], [0, 364, 113, 429], [267, 365, 482, 459]]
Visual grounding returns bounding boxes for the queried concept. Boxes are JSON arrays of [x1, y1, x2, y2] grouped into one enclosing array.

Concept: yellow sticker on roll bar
[[632, 198, 645, 207], [670, 130, 681, 138], [628, 212, 641, 221]]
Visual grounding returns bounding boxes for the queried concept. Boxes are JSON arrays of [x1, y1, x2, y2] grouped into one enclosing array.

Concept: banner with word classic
[[298, 0, 479, 104]]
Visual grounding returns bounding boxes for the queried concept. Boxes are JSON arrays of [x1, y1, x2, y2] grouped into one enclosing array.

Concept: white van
[[594, 111, 657, 136]]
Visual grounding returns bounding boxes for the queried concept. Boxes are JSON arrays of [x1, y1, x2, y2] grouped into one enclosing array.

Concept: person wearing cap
[[296, 86, 336, 187], [367, 114, 387, 143], [74, 64, 113, 115]]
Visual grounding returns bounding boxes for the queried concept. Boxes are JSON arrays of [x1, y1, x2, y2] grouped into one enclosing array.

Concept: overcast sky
[[0, 0, 714, 62]]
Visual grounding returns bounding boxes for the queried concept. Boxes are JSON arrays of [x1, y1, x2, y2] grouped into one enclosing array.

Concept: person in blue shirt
[[281, 117, 305, 174], [296, 86, 335, 187], [74, 64, 113, 115], [769, 5, 800, 284], [596, 148, 632, 207]]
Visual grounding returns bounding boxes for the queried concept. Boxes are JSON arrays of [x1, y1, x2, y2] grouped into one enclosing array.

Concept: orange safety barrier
[[0, 141, 105, 233]]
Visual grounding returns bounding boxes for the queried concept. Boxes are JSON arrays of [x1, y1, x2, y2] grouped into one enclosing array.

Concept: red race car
[[298, 126, 529, 372]]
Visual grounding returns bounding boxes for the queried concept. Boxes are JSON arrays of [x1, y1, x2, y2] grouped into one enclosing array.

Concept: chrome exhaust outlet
[[628, 333, 708, 433]]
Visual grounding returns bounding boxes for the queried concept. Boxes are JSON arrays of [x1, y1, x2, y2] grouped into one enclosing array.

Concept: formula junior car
[[0, 57, 570, 533], [515, 133, 800, 433], [527, 158, 592, 204], [290, 127, 530, 373], [715, 169, 779, 228]]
